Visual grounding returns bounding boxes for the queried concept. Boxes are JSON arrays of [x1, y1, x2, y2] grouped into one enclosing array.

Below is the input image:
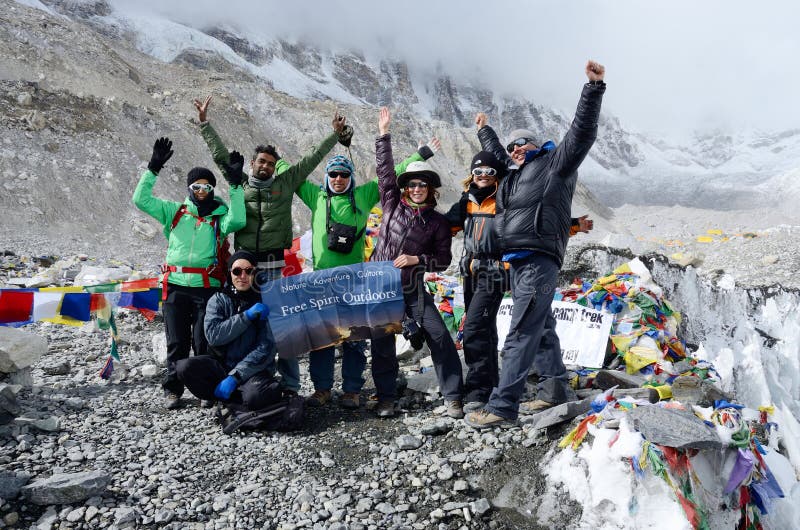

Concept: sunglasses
[[189, 183, 214, 193], [329, 171, 351, 180], [230, 267, 255, 277], [406, 181, 429, 189], [471, 167, 497, 177], [506, 137, 537, 153]]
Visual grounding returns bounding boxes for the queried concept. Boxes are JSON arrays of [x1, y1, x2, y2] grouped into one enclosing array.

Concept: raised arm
[[282, 112, 343, 191], [552, 60, 606, 177], [132, 137, 180, 225], [476, 113, 514, 170], [217, 151, 247, 235], [375, 107, 401, 212]]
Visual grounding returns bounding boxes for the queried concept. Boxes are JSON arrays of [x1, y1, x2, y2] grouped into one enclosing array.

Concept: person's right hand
[[223, 151, 245, 186], [244, 302, 269, 321], [148, 137, 173, 174], [332, 111, 346, 134], [378, 107, 391, 136], [193, 95, 212, 122], [475, 113, 488, 129]]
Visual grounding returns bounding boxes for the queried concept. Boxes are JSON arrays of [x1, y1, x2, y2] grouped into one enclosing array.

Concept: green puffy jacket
[[200, 122, 338, 254], [297, 151, 426, 270], [132, 170, 246, 288]]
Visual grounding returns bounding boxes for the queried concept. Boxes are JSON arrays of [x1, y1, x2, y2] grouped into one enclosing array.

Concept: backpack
[[168, 205, 231, 285], [217, 393, 306, 435]]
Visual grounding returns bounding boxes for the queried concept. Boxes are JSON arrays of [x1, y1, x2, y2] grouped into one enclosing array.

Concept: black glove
[[223, 150, 245, 186], [338, 124, 354, 148], [148, 137, 173, 174]]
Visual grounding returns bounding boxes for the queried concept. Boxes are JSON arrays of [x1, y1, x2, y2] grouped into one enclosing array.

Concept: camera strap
[[325, 193, 364, 239]]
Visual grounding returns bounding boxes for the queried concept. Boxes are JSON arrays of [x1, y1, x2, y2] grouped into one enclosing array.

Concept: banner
[[262, 261, 405, 358], [497, 299, 612, 368]]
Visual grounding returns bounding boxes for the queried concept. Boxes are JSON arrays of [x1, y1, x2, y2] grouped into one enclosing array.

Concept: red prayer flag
[[0, 291, 34, 324]]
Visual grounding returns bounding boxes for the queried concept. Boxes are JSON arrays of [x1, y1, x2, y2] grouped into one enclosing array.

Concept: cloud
[[110, 0, 800, 136]]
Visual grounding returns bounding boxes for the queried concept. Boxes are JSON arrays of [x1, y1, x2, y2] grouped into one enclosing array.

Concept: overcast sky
[[113, 0, 799, 138]]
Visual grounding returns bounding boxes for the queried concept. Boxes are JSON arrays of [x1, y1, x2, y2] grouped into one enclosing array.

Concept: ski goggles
[[506, 137, 537, 153], [189, 183, 214, 193], [231, 266, 255, 277], [471, 167, 498, 177]]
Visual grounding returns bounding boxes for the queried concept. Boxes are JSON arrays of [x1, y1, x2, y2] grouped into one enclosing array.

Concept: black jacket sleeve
[[553, 82, 606, 178]]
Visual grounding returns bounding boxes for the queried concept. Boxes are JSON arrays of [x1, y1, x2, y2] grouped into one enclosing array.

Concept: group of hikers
[[132, 60, 606, 430]]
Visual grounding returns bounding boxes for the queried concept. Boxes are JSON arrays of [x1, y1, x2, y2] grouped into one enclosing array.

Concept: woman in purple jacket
[[370, 107, 464, 419]]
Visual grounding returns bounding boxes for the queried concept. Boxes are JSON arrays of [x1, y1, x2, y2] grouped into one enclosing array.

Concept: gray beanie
[[505, 128, 539, 150]]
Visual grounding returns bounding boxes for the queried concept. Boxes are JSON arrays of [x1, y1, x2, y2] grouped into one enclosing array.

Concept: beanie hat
[[324, 155, 355, 194], [505, 128, 539, 151], [187, 167, 216, 187], [227, 249, 257, 271], [470, 151, 504, 173]]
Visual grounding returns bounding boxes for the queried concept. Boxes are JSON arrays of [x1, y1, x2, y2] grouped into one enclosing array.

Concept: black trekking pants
[[176, 355, 279, 411]]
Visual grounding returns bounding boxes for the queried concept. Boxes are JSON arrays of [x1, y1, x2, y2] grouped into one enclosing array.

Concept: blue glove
[[214, 376, 238, 400], [244, 303, 269, 321]]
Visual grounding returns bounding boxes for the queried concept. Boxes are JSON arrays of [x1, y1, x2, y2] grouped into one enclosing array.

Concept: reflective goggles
[[189, 183, 214, 193], [230, 267, 255, 277], [506, 137, 537, 153], [471, 167, 497, 178], [406, 181, 429, 189]]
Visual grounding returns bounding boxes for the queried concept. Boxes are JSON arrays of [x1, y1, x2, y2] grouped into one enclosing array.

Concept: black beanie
[[187, 167, 216, 187], [227, 249, 257, 271], [471, 151, 503, 173]]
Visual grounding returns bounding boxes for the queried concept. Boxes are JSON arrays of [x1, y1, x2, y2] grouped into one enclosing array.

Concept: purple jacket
[[373, 134, 452, 288]]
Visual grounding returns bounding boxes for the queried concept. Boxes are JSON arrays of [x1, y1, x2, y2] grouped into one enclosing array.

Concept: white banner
[[496, 299, 612, 368]]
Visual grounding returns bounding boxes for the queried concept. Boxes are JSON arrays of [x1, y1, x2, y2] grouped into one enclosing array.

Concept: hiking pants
[[253, 267, 300, 392], [176, 355, 279, 411], [462, 267, 508, 404], [309, 340, 367, 393], [162, 285, 215, 396], [371, 289, 464, 402], [485, 253, 575, 420]]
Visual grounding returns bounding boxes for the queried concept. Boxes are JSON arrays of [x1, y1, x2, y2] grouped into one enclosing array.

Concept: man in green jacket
[[193, 95, 348, 394], [133, 137, 246, 409], [298, 140, 439, 409]]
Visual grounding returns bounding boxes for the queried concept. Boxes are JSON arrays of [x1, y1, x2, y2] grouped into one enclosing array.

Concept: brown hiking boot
[[464, 409, 515, 430], [519, 399, 554, 415], [164, 392, 181, 410], [444, 400, 464, 419], [340, 392, 361, 409], [306, 389, 332, 407]]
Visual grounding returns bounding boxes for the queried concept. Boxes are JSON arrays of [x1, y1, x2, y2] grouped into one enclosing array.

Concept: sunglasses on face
[[471, 167, 497, 177], [189, 183, 214, 193], [506, 137, 537, 153], [406, 181, 429, 189], [329, 171, 351, 180], [230, 267, 255, 277]]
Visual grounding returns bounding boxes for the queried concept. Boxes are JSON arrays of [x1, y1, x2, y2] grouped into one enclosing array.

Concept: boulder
[[0, 327, 47, 373], [21, 470, 112, 505], [629, 406, 723, 450], [0, 471, 30, 499], [519, 398, 593, 429], [0, 383, 21, 424], [671, 375, 731, 407]]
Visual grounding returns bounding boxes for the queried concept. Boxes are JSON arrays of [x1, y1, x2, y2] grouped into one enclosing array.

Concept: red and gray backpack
[[160, 205, 231, 299]]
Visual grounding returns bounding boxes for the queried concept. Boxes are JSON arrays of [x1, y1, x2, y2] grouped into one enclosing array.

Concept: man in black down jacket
[[465, 60, 606, 429]]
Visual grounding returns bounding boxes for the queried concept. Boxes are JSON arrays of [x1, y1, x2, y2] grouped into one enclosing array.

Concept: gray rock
[[43, 361, 71, 375], [594, 369, 646, 390], [629, 405, 723, 450], [34, 506, 58, 530], [0, 471, 30, 499], [0, 327, 47, 373], [114, 506, 139, 527], [0, 383, 21, 424], [21, 470, 112, 505], [519, 398, 593, 429], [355, 498, 373, 512], [470, 498, 492, 516], [442, 501, 466, 511], [66, 507, 86, 522], [420, 419, 452, 436], [140, 364, 159, 378], [375, 502, 395, 515], [405, 369, 439, 394], [395, 435, 424, 450], [671, 375, 732, 407], [436, 465, 454, 481], [453, 480, 468, 492], [3, 512, 20, 526], [32, 416, 61, 432], [85, 505, 100, 522], [5, 366, 33, 386], [154, 509, 174, 523]]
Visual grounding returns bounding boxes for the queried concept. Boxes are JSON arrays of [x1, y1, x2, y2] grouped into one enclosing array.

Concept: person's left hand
[[393, 254, 420, 268], [577, 214, 594, 233], [214, 375, 238, 400], [586, 60, 605, 82]]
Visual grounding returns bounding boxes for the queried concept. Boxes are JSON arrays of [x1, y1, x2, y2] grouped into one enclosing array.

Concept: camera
[[401, 317, 425, 350]]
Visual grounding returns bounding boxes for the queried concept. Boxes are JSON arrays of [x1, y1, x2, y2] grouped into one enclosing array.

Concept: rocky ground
[[0, 270, 579, 530]]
